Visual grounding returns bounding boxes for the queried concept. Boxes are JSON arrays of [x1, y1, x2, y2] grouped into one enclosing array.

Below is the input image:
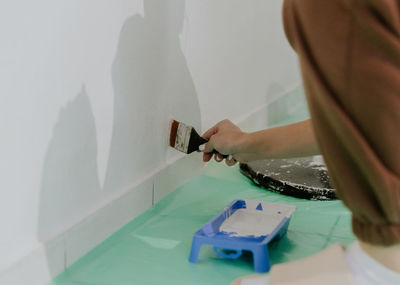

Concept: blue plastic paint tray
[[189, 200, 296, 272]]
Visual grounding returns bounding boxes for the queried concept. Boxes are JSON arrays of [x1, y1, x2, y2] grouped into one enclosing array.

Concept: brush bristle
[[169, 120, 179, 147]]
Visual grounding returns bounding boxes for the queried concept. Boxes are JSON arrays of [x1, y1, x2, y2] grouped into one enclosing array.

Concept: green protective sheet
[[49, 161, 355, 285], [50, 101, 355, 285]]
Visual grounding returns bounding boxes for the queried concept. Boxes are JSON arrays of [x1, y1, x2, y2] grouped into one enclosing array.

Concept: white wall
[[184, 1, 300, 128], [0, 0, 300, 284]]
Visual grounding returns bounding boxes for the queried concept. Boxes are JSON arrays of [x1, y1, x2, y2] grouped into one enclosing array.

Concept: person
[[201, 0, 400, 284]]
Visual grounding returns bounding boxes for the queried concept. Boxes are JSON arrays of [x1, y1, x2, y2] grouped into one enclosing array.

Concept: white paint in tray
[[219, 200, 295, 238]]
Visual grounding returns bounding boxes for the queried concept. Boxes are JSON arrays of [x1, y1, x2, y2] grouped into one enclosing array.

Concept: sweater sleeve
[[282, 0, 400, 245]]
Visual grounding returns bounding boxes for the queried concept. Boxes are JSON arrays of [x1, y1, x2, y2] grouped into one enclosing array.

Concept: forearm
[[236, 120, 320, 161]]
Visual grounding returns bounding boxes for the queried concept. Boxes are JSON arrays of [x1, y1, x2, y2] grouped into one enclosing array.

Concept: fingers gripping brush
[[169, 120, 229, 158]]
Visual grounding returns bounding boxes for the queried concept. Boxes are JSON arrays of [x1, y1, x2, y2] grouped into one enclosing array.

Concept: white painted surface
[[0, 0, 300, 283], [184, 0, 300, 129]]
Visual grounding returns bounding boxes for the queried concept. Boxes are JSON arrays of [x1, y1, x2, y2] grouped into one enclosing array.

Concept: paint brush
[[169, 120, 231, 161], [169, 120, 208, 154]]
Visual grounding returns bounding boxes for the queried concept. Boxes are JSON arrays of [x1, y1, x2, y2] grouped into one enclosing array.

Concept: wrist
[[234, 130, 273, 160], [232, 131, 250, 154]]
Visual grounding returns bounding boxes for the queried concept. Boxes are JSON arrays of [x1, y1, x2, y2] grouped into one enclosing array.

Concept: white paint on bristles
[[174, 122, 193, 153]]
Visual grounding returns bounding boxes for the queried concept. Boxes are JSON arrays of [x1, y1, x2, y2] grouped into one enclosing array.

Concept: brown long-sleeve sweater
[[283, 0, 400, 245]]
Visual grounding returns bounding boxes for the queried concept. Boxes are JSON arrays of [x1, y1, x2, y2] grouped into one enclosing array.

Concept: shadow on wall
[[37, 0, 201, 280], [104, 0, 202, 192], [37, 86, 101, 276]]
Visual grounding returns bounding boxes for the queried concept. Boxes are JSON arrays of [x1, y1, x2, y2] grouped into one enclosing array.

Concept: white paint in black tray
[[239, 156, 337, 201]]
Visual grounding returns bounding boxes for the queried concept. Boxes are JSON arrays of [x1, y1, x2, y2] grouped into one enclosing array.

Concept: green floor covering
[[50, 161, 356, 285]]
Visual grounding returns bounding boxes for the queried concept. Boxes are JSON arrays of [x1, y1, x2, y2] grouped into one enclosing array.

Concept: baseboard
[[0, 152, 204, 285], [0, 84, 306, 285]]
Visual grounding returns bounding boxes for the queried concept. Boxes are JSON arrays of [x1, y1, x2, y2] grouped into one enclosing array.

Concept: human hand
[[200, 119, 319, 166], [201, 119, 245, 166]]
